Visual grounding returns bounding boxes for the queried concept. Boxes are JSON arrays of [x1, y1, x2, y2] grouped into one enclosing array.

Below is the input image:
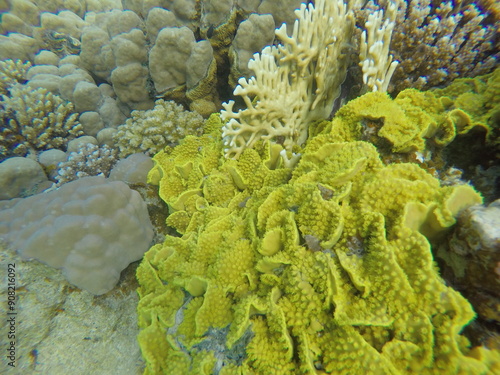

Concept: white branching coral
[[359, 0, 399, 92], [220, 0, 354, 159], [55, 143, 118, 186], [0, 84, 82, 159], [113, 99, 205, 157]]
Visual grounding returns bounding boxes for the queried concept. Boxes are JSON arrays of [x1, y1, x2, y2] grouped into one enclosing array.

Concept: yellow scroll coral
[[431, 67, 500, 152], [318, 85, 495, 158], [137, 111, 498, 374]]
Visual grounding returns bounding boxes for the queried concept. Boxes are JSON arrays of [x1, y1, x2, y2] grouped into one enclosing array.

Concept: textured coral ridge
[[136, 107, 499, 373]]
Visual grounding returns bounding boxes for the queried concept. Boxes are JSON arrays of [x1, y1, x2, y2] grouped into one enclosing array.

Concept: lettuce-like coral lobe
[[136, 112, 499, 374]]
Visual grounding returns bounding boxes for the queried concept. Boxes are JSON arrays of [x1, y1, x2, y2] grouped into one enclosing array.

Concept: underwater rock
[[0, 246, 143, 374], [440, 200, 500, 324]]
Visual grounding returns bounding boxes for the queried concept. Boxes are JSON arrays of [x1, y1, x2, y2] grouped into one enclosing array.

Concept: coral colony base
[[0, 0, 499, 374]]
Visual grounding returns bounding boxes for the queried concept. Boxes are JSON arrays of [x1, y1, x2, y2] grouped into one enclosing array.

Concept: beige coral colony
[[0, 0, 499, 374]]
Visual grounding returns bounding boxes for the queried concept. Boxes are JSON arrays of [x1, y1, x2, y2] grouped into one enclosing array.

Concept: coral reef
[[0, 1, 498, 373], [108, 153, 153, 185], [80, 10, 152, 110], [0, 0, 307, 115], [148, 26, 218, 115], [432, 67, 500, 149], [0, 84, 82, 160], [311, 67, 499, 206], [3, 0, 496, 125], [113, 99, 205, 157], [324, 87, 488, 159], [431, 67, 500, 200], [136, 113, 499, 373], [228, 13, 275, 87], [26, 50, 127, 129]]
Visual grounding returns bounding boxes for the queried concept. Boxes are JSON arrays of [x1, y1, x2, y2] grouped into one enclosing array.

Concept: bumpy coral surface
[[0, 176, 154, 295], [113, 99, 205, 157], [363, 0, 499, 93], [432, 67, 500, 152], [0, 0, 307, 115], [136, 114, 499, 374], [55, 143, 118, 185]]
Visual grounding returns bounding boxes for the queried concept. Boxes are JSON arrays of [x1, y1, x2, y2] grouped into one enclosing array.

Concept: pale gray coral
[[96, 127, 118, 148], [80, 10, 152, 110], [78, 25, 115, 80], [0, 175, 154, 295], [113, 99, 204, 157], [31, 12, 85, 56], [228, 13, 275, 87], [38, 148, 67, 179], [55, 142, 118, 185], [0, 84, 82, 160], [132, 0, 198, 25], [66, 135, 99, 152], [0, 30, 39, 61], [0, 157, 50, 200], [78, 111, 105, 136], [144, 7, 181, 43], [109, 29, 151, 110], [0, 0, 120, 37], [255, 0, 304, 30], [25, 51, 126, 128], [34, 49, 60, 65], [201, 0, 235, 26], [108, 153, 153, 184], [0, 0, 39, 34], [149, 26, 214, 94]]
